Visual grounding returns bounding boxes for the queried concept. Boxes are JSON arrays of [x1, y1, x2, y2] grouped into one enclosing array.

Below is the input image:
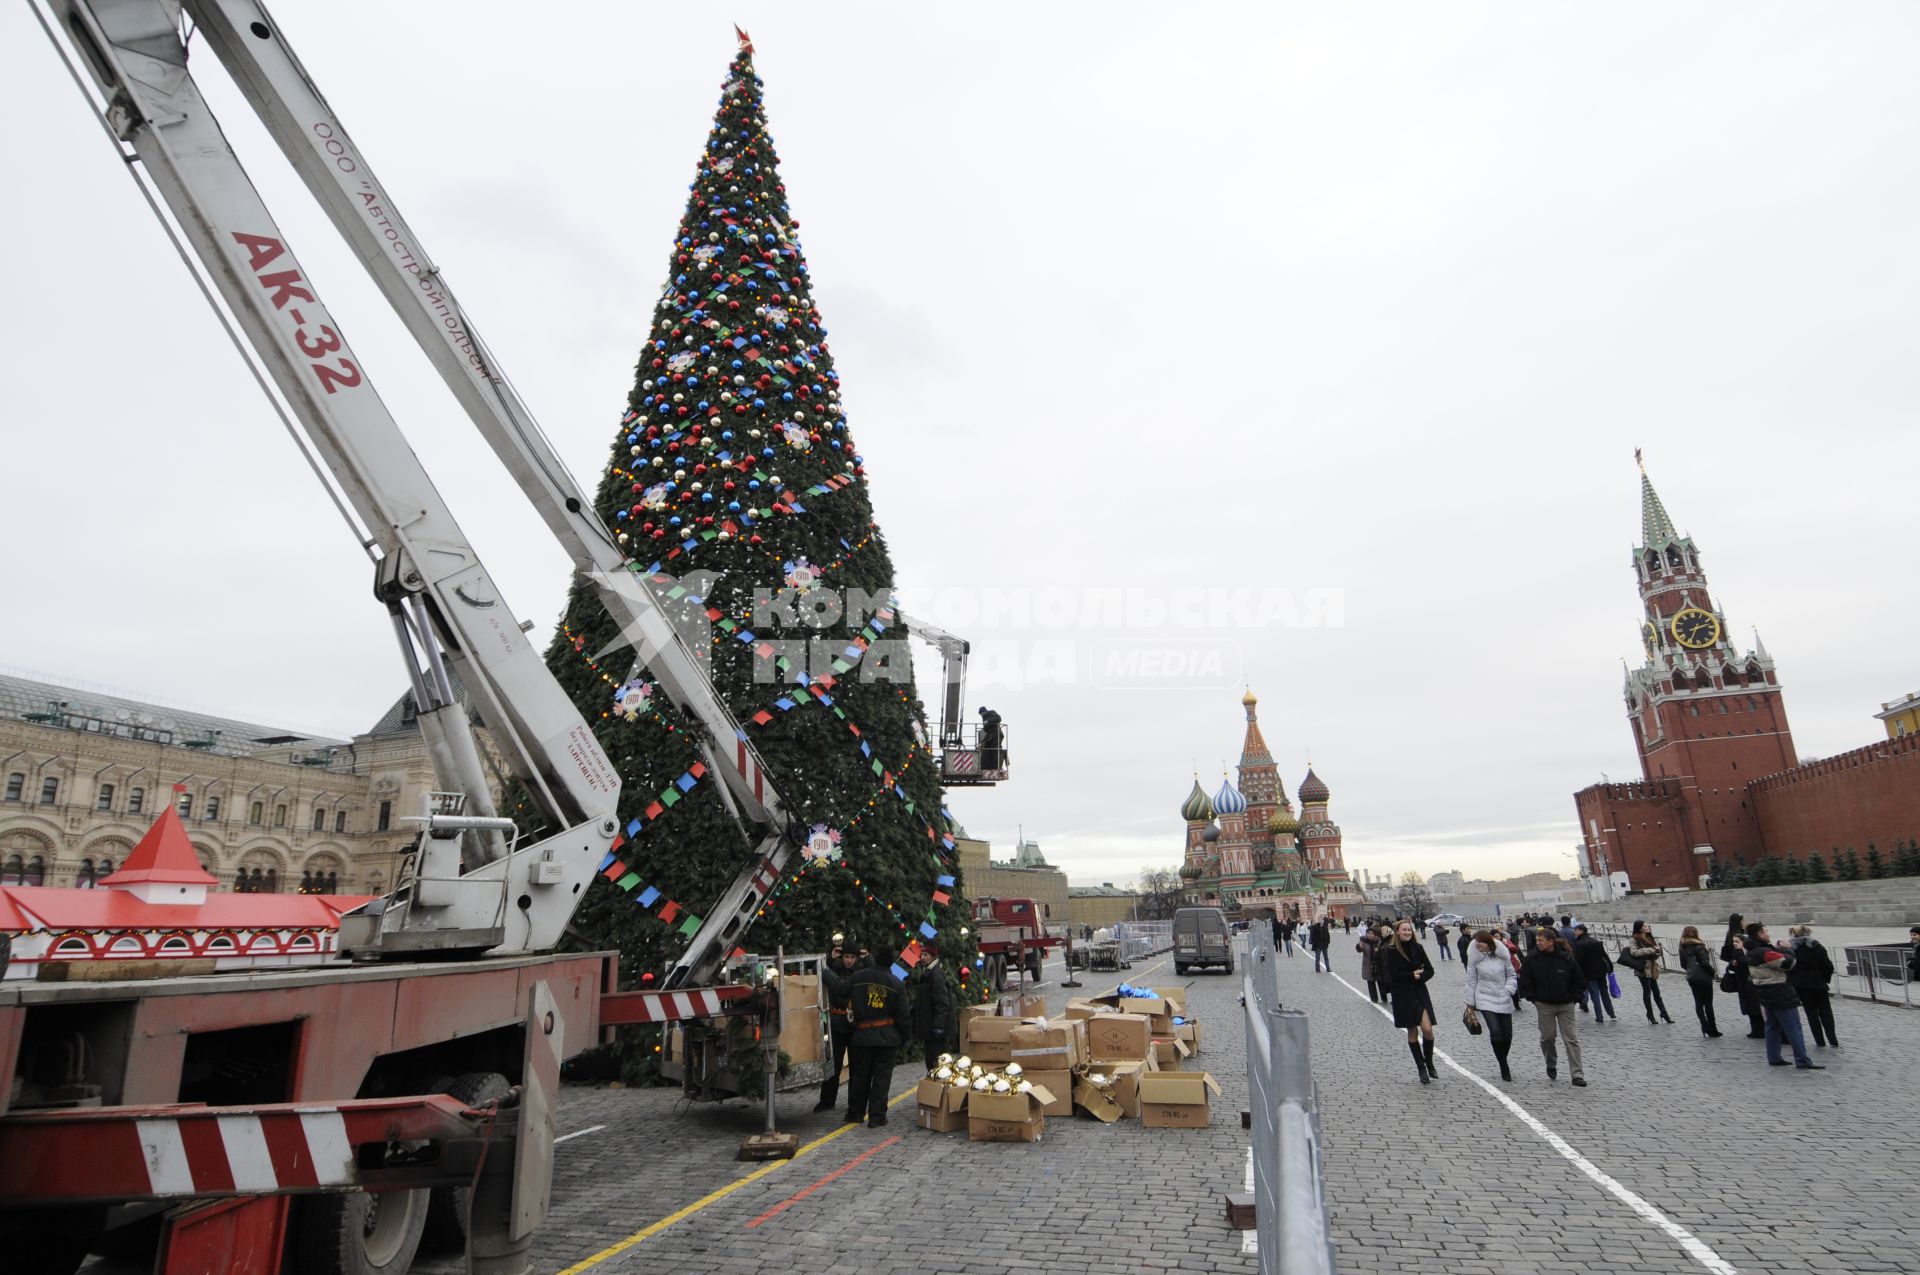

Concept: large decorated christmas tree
[[543, 30, 973, 1005]]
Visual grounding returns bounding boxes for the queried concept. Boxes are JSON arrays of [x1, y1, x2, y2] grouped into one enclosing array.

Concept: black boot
[[1409, 1041, 1430, 1085], [1421, 1038, 1438, 1083], [1493, 1041, 1512, 1081]]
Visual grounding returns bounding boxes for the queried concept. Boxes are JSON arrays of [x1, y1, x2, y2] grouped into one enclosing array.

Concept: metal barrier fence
[[1840, 944, 1915, 1008], [1242, 924, 1336, 1275], [1114, 920, 1172, 960]]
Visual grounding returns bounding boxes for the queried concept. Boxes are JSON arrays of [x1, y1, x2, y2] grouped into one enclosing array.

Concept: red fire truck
[[971, 897, 1067, 990]]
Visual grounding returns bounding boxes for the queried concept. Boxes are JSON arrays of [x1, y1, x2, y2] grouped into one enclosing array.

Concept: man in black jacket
[[1517, 930, 1588, 1087], [1309, 920, 1332, 972], [816, 940, 859, 1112], [910, 952, 957, 1073], [1744, 923, 1821, 1071], [1570, 924, 1618, 1024], [844, 945, 906, 1127]]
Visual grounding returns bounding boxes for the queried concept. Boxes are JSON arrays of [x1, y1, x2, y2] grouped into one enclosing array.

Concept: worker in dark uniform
[[844, 944, 905, 1127], [815, 936, 858, 1113], [978, 706, 1004, 772], [910, 950, 958, 1073]]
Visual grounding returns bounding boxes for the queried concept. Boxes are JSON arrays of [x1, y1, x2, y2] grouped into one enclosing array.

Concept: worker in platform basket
[[844, 944, 906, 1128], [815, 935, 860, 1113]]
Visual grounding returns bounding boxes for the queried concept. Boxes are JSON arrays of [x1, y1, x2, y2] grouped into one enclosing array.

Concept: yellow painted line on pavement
[[552, 1085, 917, 1274]]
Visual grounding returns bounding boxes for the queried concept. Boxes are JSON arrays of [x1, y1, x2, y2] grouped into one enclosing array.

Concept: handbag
[[1605, 972, 1621, 999], [1461, 1005, 1483, 1035], [1719, 965, 1739, 994]]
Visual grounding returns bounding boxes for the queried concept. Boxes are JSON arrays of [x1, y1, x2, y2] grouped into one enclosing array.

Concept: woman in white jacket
[[1463, 930, 1521, 1081]]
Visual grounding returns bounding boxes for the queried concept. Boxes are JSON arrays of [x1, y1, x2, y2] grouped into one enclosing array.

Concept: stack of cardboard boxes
[[915, 988, 1218, 1139]]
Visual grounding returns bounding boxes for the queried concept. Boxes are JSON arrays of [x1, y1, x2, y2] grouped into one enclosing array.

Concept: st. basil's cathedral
[[1178, 691, 1365, 920]]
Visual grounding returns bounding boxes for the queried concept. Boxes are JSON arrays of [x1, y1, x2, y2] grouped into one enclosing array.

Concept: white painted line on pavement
[[1328, 971, 1738, 1275], [555, 1124, 607, 1144]]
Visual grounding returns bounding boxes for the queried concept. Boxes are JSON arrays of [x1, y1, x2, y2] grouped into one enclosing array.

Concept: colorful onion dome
[[1241, 688, 1258, 706], [1299, 768, 1331, 804], [1214, 777, 1248, 816], [1179, 860, 1203, 880], [1268, 804, 1298, 835], [1180, 778, 1215, 822]]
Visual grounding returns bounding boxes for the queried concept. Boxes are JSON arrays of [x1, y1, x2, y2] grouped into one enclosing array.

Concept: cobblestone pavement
[[1293, 934, 1920, 1275], [427, 936, 1919, 1275]]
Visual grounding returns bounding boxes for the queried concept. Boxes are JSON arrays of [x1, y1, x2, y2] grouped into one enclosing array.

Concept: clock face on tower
[[1642, 621, 1658, 655], [1670, 607, 1721, 650]]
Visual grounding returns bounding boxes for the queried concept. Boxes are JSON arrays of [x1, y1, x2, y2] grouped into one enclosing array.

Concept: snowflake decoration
[[781, 422, 813, 451], [803, 824, 843, 863], [612, 679, 653, 721], [640, 483, 670, 510], [784, 557, 820, 593]]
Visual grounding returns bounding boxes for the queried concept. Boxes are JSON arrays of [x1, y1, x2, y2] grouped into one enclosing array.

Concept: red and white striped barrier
[[0, 1095, 481, 1205], [599, 983, 756, 1025]]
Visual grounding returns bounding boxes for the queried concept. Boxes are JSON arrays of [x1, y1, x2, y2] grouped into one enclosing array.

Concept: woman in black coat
[[1380, 918, 1439, 1085], [1787, 925, 1839, 1048], [1720, 912, 1766, 1038]]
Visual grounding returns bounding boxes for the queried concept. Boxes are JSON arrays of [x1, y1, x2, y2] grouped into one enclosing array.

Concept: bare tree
[[1394, 871, 1435, 922], [1135, 867, 1186, 921]]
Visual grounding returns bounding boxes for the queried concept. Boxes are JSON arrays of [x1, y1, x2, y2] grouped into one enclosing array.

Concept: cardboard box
[[1106, 1057, 1157, 1119], [1094, 993, 1172, 1034], [1009, 1023, 1082, 1070], [776, 973, 823, 1064], [915, 1077, 969, 1133], [1175, 1020, 1201, 1055], [1025, 1069, 1074, 1116], [1138, 1071, 1222, 1128], [1085, 1012, 1152, 1062], [963, 1014, 1025, 1064], [958, 1003, 998, 1034], [1005, 993, 1048, 1019], [1072, 1074, 1124, 1123], [1151, 986, 1189, 1016], [966, 1084, 1055, 1143], [1151, 1035, 1192, 1069], [1062, 998, 1105, 1021]]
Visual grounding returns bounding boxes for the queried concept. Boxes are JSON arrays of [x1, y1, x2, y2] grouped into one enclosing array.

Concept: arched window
[[97, 857, 114, 877], [109, 936, 144, 954], [234, 868, 251, 893], [0, 856, 21, 886], [3, 773, 22, 802], [273, 805, 287, 828], [1666, 547, 1684, 570], [24, 856, 44, 886], [313, 808, 327, 832], [160, 936, 191, 954], [128, 788, 144, 814], [207, 935, 237, 953], [249, 802, 264, 826], [264, 868, 279, 894], [76, 858, 96, 889], [1643, 552, 1661, 577], [334, 810, 347, 834], [96, 783, 116, 812], [205, 797, 221, 822], [247, 867, 265, 892], [248, 933, 278, 953], [39, 777, 59, 805], [176, 792, 193, 819], [55, 937, 90, 955], [291, 934, 318, 952]]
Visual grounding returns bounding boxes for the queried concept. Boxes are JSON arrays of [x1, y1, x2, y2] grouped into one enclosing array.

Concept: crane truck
[[2, 2, 850, 1271]]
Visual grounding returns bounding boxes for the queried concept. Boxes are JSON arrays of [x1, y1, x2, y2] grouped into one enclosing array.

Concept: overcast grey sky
[[4, 3, 1917, 890]]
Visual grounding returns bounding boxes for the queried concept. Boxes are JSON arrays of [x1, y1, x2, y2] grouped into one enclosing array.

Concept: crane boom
[[38, 0, 799, 978]]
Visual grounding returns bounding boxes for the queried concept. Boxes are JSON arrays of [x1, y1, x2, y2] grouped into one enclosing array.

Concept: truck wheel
[[291, 1185, 429, 1275], [421, 1071, 512, 1251], [1175, 962, 1189, 976]]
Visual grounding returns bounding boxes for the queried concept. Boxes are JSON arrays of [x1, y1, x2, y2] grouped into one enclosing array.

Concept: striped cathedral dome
[[1299, 768, 1331, 804], [1180, 778, 1215, 822], [1214, 777, 1249, 816]]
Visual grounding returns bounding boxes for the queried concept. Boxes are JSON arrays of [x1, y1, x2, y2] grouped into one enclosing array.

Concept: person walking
[[1558, 915, 1578, 949], [1357, 925, 1384, 1003], [1742, 923, 1822, 1071], [1433, 921, 1452, 960], [1722, 913, 1766, 1038], [1678, 925, 1722, 1037], [1381, 919, 1440, 1085], [1464, 930, 1520, 1081], [1517, 928, 1588, 1087], [815, 939, 858, 1112], [1786, 925, 1839, 1049], [1570, 925, 1617, 1024], [1309, 920, 1332, 973], [1626, 921, 1675, 1025], [1283, 919, 1297, 957], [910, 950, 957, 1073], [1456, 925, 1474, 964], [844, 944, 907, 1126]]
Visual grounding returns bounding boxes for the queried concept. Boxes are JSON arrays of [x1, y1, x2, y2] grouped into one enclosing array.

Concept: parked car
[[1173, 906, 1234, 975]]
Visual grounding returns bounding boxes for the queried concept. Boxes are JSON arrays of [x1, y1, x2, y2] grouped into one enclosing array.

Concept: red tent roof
[[0, 887, 372, 931], [102, 805, 219, 887]]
